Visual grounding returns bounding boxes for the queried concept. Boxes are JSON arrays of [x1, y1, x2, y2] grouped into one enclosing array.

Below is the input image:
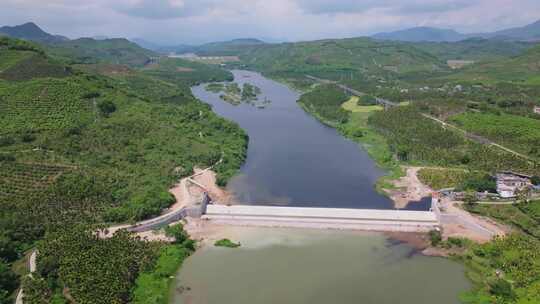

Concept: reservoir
[[176, 71, 470, 304], [171, 227, 470, 304], [192, 70, 394, 209]]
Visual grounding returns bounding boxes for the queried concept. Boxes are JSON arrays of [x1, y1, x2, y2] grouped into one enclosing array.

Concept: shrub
[[461, 174, 496, 192], [165, 224, 188, 244], [97, 100, 117, 116], [82, 92, 100, 99], [446, 237, 469, 248], [428, 230, 442, 246], [214, 238, 240, 248], [21, 132, 36, 143], [0, 137, 15, 147], [358, 95, 377, 105], [0, 155, 15, 162], [489, 278, 515, 300]]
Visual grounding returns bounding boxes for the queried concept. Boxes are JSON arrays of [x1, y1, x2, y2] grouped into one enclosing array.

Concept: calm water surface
[[171, 228, 470, 304], [192, 70, 394, 209], [176, 71, 469, 304]]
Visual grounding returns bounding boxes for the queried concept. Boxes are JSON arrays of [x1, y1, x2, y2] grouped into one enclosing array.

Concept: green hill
[[0, 37, 246, 303], [412, 38, 533, 62], [373, 27, 466, 42], [0, 22, 68, 43], [227, 37, 445, 86], [445, 44, 540, 84], [46, 38, 156, 67]]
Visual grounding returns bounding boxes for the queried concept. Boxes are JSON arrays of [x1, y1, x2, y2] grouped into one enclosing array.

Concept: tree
[[531, 176, 540, 186], [0, 260, 18, 303], [515, 187, 531, 203], [97, 100, 117, 116], [463, 190, 478, 205], [165, 224, 188, 244]]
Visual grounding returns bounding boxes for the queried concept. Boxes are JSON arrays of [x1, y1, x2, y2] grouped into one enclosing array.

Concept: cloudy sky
[[1, 0, 539, 44]]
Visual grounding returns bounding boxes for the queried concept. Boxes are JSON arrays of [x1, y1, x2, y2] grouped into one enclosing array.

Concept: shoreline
[[168, 72, 512, 302]]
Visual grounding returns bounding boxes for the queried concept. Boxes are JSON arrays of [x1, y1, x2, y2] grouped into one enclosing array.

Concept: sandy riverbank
[[385, 167, 432, 209]]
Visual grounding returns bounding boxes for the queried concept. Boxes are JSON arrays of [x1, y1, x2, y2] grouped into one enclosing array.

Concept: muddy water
[[171, 227, 470, 304]]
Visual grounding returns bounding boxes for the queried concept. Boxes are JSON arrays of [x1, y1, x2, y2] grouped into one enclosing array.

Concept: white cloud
[[0, 0, 539, 44]]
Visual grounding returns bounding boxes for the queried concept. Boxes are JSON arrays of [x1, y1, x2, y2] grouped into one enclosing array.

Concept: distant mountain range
[[2, 19, 539, 55], [0, 22, 68, 43], [373, 19, 540, 42], [373, 27, 466, 42], [131, 38, 266, 55]]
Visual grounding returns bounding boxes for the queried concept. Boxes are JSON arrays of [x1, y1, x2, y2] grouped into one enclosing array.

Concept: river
[[192, 70, 393, 209], [172, 71, 470, 304]]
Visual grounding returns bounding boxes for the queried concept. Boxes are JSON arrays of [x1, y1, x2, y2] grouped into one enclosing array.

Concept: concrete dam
[[203, 204, 440, 232]]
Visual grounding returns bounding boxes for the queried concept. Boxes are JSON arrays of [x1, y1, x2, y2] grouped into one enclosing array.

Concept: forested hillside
[[445, 44, 540, 84], [0, 37, 247, 303], [46, 38, 156, 67]]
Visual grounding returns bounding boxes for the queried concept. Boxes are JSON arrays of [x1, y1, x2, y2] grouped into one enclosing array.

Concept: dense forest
[[0, 36, 247, 303]]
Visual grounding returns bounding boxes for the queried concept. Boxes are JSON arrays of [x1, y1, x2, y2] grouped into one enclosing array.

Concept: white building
[[534, 106, 540, 114], [496, 172, 532, 198]]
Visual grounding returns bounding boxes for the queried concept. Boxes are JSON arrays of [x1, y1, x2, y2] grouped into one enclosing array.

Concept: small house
[[534, 106, 540, 115], [496, 172, 532, 198]]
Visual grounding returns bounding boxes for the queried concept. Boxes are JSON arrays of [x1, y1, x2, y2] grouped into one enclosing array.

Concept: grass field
[[341, 96, 383, 112]]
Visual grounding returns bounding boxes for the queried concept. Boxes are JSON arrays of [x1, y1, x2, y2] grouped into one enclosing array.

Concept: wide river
[[192, 70, 394, 209], [171, 71, 470, 304]]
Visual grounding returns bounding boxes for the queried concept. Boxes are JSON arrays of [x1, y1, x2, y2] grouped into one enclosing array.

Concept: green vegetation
[[0, 36, 247, 303], [214, 239, 241, 248], [133, 224, 194, 304], [450, 112, 540, 158], [205, 82, 264, 106], [368, 106, 538, 175], [418, 168, 473, 189], [143, 57, 233, 85], [412, 39, 533, 62], [446, 45, 540, 84], [426, 200, 540, 304], [25, 228, 157, 304], [357, 94, 378, 105], [297, 84, 349, 126], [341, 96, 383, 112], [46, 38, 156, 67], [219, 83, 242, 105], [458, 234, 540, 304], [205, 83, 224, 93], [466, 201, 540, 239], [418, 168, 496, 192], [241, 83, 262, 101]]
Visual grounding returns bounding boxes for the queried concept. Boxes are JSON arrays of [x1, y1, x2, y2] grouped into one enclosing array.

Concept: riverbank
[[296, 90, 404, 203]]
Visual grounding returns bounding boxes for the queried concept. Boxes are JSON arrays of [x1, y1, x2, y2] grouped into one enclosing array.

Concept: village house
[[534, 106, 540, 115], [496, 172, 532, 198]]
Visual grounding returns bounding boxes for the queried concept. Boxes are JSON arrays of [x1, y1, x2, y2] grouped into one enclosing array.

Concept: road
[[307, 74, 535, 163], [438, 198, 507, 242], [15, 250, 37, 304], [421, 113, 536, 162], [305, 75, 398, 108]]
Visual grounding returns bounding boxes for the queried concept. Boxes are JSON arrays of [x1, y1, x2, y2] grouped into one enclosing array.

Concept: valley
[[0, 16, 540, 304]]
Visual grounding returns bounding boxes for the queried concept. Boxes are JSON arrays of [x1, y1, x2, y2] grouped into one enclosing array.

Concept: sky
[[1, 0, 539, 45]]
